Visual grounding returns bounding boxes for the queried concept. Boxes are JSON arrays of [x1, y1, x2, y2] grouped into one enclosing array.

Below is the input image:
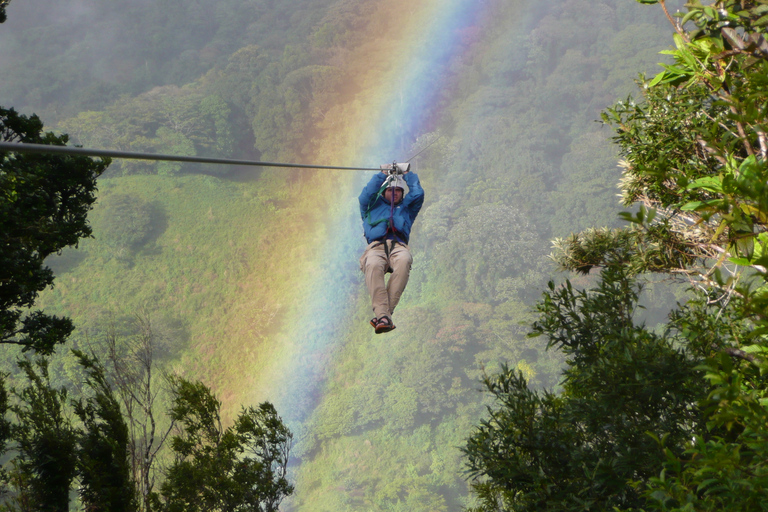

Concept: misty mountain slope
[[2, 0, 681, 510]]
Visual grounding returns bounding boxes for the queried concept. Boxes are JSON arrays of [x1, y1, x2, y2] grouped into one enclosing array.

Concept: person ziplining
[[0, 142, 427, 334], [359, 163, 424, 334]]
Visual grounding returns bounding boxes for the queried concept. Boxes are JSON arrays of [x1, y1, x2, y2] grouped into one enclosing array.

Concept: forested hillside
[[1, 0, 682, 510]]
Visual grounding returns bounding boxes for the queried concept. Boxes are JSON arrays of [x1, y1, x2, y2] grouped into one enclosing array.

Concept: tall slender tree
[[103, 313, 173, 512], [10, 359, 78, 512], [73, 350, 138, 512]]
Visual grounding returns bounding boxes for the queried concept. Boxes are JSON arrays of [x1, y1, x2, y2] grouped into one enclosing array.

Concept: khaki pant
[[359, 240, 413, 320]]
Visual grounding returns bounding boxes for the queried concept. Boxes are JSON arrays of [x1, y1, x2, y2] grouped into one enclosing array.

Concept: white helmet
[[387, 175, 407, 190]]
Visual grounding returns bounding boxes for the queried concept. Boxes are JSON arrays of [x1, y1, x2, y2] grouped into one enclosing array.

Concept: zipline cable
[[406, 135, 440, 163], [0, 141, 382, 172]]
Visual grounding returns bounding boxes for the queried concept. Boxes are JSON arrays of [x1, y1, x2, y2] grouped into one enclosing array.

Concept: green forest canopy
[[0, 0, 713, 510], [465, 1, 768, 510]]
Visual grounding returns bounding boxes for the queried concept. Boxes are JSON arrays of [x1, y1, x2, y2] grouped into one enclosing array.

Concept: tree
[[0, 107, 109, 354], [157, 377, 293, 512], [561, 3, 768, 505], [96, 194, 155, 259], [10, 359, 78, 512], [463, 267, 712, 511], [103, 313, 174, 512], [554, 0, 768, 320], [0, 100, 291, 511], [434, 204, 544, 303], [0, 0, 9, 23], [4, 352, 139, 512], [464, 1, 768, 510], [72, 350, 138, 512], [0, 376, 12, 501]]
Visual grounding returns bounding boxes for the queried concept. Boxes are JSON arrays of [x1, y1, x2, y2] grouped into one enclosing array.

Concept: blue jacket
[[359, 172, 425, 244]]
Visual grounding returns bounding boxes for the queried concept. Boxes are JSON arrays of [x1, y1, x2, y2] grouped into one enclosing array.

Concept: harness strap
[[389, 176, 396, 234], [365, 177, 395, 227], [371, 239, 399, 274], [365, 174, 408, 243], [386, 239, 396, 258]]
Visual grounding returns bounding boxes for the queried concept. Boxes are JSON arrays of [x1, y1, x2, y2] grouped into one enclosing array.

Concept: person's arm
[[403, 172, 425, 218], [359, 172, 388, 218]]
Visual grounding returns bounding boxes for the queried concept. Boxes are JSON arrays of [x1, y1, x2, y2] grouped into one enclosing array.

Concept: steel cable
[[0, 141, 382, 171]]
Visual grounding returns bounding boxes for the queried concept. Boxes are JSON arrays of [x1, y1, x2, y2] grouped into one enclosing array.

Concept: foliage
[[0, 104, 286, 511], [643, 348, 768, 511], [556, 0, 768, 322], [435, 204, 544, 303], [464, 267, 708, 512], [0, 377, 11, 498], [157, 377, 293, 512], [57, 89, 240, 177], [72, 350, 138, 512], [550, 218, 697, 275], [468, 1, 768, 511], [98, 312, 175, 512], [0, 107, 108, 354], [549, 132, 624, 237], [95, 193, 156, 258], [10, 358, 78, 512], [3, 0, 687, 509], [0, 0, 340, 117], [1, 10, 297, 507], [0, 346, 291, 511], [603, 3, 768, 504]]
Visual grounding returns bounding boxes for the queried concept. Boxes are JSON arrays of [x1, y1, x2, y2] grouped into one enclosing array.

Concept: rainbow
[[247, 0, 493, 432], [20, 0, 543, 505]]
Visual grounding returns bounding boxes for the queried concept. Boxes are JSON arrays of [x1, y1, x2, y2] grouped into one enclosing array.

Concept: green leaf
[[618, 211, 636, 222], [681, 199, 728, 211], [648, 71, 667, 87], [660, 63, 689, 75], [738, 155, 759, 177], [697, 478, 722, 492], [673, 32, 687, 51], [686, 176, 724, 192], [728, 256, 752, 265], [681, 10, 699, 25]]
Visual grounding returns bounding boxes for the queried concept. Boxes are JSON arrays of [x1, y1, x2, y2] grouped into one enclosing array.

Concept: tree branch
[[723, 347, 756, 362]]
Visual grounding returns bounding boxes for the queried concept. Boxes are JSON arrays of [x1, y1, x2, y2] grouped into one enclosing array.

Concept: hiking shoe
[[375, 316, 396, 334]]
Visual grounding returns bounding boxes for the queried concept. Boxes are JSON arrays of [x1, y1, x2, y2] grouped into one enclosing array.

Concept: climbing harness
[[368, 239, 398, 273], [362, 161, 413, 273]]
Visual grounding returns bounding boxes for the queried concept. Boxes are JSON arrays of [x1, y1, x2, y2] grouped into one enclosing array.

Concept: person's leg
[[386, 242, 413, 315], [360, 242, 390, 320]]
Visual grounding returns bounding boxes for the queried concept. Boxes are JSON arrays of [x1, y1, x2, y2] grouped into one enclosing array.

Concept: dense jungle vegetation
[[464, 1, 768, 510], [8, 0, 760, 510]]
